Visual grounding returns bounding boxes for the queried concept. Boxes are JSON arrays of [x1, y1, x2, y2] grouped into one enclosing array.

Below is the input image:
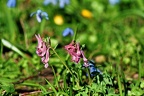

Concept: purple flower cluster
[[35, 34, 50, 68], [35, 34, 89, 68], [64, 41, 89, 67], [35, 34, 102, 77]]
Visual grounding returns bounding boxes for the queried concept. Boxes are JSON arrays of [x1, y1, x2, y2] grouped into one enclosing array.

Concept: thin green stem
[[121, 69, 127, 96], [72, 25, 78, 41], [69, 84, 73, 96], [86, 68, 92, 84], [65, 54, 70, 61], [20, 19, 28, 49], [137, 50, 141, 82], [116, 62, 123, 96], [39, 20, 46, 34], [0, 39, 3, 62], [51, 48, 73, 75], [118, 74, 123, 96], [45, 79, 57, 94], [72, 75, 75, 87], [63, 71, 68, 90], [5, 6, 16, 42], [51, 65, 60, 90]]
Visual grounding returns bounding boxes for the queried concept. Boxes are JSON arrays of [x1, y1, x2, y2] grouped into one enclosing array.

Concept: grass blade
[[45, 79, 57, 94], [2, 39, 25, 57]]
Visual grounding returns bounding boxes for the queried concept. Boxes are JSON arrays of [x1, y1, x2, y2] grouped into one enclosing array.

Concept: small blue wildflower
[[43, 0, 58, 6], [88, 61, 102, 76], [62, 28, 74, 37], [84, 60, 102, 77], [7, 0, 16, 8], [59, 0, 70, 8], [109, 0, 120, 5], [30, 10, 49, 23]]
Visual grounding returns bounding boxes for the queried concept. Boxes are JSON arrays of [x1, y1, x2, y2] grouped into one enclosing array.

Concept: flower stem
[[51, 48, 73, 75], [72, 26, 78, 41], [39, 20, 46, 34], [86, 68, 92, 84]]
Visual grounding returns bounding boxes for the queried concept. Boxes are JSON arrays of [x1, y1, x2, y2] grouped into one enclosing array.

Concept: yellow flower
[[54, 15, 64, 25], [81, 9, 92, 19]]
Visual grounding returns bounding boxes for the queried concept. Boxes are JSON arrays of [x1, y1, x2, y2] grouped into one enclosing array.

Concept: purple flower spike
[[62, 28, 74, 37], [42, 48, 50, 63], [64, 41, 88, 66], [30, 10, 49, 23], [35, 34, 51, 68], [7, 0, 16, 8], [35, 34, 47, 57], [81, 51, 89, 67]]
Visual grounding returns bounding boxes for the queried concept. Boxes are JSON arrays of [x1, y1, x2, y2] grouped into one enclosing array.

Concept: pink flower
[[64, 41, 89, 67], [81, 51, 89, 67], [35, 34, 50, 68]]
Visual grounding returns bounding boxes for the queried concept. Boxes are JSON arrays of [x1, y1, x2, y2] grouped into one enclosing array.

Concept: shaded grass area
[[0, 0, 144, 95]]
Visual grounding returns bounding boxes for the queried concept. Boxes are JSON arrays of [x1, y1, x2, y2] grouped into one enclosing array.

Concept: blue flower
[[109, 0, 120, 5], [85, 60, 102, 77], [30, 10, 49, 23], [62, 28, 74, 37], [7, 0, 16, 8], [59, 0, 70, 8], [43, 0, 70, 8], [43, 0, 58, 6]]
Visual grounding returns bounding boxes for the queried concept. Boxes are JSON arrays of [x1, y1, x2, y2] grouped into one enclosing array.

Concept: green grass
[[0, 0, 144, 95]]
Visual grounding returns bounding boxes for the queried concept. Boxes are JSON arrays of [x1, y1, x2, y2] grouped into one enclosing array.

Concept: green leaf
[[45, 79, 57, 94], [1, 39, 25, 57], [1, 84, 15, 93]]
